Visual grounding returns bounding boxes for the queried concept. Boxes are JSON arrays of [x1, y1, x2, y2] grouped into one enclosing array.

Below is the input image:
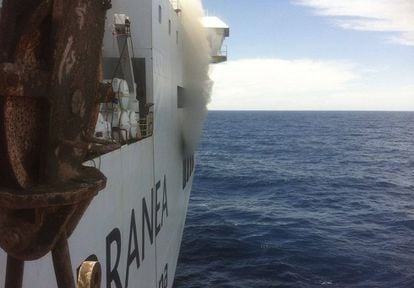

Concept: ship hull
[[0, 0, 196, 286], [0, 137, 194, 287]]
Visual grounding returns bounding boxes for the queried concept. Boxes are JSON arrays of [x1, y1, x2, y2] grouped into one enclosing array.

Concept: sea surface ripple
[[174, 111, 414, 288]]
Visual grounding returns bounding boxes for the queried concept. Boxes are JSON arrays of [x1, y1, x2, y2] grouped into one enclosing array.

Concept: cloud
[[208, 59, 414, 111], [296, 0, 414, 46]]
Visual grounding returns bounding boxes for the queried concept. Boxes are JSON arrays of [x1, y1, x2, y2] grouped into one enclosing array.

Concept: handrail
[[218, 45, 228, 57]]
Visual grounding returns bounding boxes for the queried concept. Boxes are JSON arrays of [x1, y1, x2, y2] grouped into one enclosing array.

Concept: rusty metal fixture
[[0, 0, 112, 287], [52, 236, 76, 288], [5, 256, 24, 288], [0, 169, 105, 260], [98, 82, 116, 103], [77, 260, 102, 288]]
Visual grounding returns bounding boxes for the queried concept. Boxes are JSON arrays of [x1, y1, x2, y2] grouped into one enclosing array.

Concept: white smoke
[[179, 0, 212, 156]]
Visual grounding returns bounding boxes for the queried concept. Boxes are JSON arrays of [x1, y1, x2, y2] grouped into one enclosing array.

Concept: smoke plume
[[179, 0, 212, 156]]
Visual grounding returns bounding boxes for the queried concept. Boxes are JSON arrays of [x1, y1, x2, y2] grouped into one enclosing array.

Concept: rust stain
[[58, 36, 74, 85], [75, 3, 87, 30]]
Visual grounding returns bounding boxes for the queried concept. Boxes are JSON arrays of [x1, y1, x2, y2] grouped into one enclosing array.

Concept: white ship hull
[[1, 137, 194, 287], [0, 0, 227, 286], [0, 0, 195, 286]]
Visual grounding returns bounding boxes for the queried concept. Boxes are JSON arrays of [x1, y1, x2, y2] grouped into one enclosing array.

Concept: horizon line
[[207, 109, 414, 112]]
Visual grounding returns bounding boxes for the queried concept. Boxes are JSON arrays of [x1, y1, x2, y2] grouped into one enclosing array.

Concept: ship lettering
[[125, 209, 140, 288], [155, 180, 162, 236], [142, 188, 154, 261], [106, 228, 122, 288], [105, 176, 169, 288], [158, 263, 168, 288], [156, 175, 169, 237]]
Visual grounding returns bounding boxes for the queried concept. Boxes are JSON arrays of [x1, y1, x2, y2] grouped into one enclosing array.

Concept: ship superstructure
[[0, 0, 228, 287]]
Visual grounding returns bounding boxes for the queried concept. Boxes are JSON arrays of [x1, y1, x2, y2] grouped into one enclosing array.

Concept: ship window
[[177, 86, 185, 108], [158, 5, 162, 23], [168, 20, 171, 35]]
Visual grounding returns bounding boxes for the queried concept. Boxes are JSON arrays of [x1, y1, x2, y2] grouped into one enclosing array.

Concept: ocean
[[174, 111, 414, 288]]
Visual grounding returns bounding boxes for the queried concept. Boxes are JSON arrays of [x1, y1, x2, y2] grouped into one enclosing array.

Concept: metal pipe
[[52, 236, 75, 288], [5, 255, 24, 288]]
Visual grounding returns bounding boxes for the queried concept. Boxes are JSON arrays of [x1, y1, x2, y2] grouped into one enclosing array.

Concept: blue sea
[[174, 111, 414, 288]]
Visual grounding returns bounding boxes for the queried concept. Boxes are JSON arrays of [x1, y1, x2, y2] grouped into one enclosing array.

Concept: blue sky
[[203, 0, 414, 110]]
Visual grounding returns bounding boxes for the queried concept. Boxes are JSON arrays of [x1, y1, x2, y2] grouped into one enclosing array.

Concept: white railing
[[218, 45, 228, 57]]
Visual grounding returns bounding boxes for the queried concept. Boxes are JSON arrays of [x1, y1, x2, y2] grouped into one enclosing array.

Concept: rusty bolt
[[0, 229, 21, 250]]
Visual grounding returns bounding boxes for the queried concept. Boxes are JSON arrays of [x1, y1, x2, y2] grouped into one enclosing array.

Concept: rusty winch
[[0, 0, 114, 287]]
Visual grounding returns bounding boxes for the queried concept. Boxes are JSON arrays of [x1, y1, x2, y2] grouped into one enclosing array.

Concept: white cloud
[[208, 59, 414, 111], [296, 0, 414, 46]]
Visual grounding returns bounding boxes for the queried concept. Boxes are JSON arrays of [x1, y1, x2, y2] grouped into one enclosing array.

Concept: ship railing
[[212, 45, 228, 63], [87, 105, 154, 159], [139, 112, 154, 138], [217, 45, 227, 57]]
